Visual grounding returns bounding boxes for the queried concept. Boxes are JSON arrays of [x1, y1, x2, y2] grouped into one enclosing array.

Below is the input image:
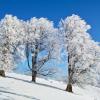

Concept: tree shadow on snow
[[0, 90, 40, 100], [6, 76, 31, 83], [35, 82, 64, 91], [6, 76, 65, 92]]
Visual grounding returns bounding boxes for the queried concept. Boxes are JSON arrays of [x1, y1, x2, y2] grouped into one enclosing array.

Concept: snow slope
[[0, 73, 100, 100]]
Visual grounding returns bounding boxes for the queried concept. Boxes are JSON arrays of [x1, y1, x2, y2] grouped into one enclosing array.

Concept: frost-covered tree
[[23, 18, 61, 82], [90, 42, 100, 87], [0, 15, 25, 72], [59, 14, 100, 92]]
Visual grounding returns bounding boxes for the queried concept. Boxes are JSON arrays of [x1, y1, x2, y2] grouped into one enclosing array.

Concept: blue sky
[[0, 0, 100, 42]]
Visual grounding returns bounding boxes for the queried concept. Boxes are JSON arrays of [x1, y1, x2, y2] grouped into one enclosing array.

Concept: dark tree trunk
[[32, 54, 37, 82], [66, 83, 72, 92], [31, 43, 38, 82], [66, 68, 73, 92], [66, 54, 73, 92], [0, 70, 5, 77], [32, 70, 37, 82]]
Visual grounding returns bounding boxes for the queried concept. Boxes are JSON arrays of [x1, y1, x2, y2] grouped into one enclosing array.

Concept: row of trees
[[0, 14, 100, 92], [0, 15, 61, 81]]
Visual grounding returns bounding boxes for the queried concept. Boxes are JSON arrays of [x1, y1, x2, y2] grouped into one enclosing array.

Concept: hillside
[[0, 73, 100, 100]]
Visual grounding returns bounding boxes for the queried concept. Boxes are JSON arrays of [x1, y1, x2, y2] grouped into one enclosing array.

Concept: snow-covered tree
[[59, 14, 100, 92], [0, 15, 25, 72], [89, 42, 100, 87], [23, 17, 61, 82]]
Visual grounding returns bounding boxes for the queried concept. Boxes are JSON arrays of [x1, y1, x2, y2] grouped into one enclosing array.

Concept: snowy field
[[0, 73, 100, 100]]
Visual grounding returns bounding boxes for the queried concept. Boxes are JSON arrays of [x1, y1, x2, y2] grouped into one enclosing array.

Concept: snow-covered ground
[[0, 73, 100, 100]]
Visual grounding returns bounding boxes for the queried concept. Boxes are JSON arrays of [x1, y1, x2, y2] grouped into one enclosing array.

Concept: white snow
[[0, 73, 100, 100]]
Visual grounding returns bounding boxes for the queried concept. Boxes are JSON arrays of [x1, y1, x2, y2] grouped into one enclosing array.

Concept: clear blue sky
[[0, 0, 100, 42]]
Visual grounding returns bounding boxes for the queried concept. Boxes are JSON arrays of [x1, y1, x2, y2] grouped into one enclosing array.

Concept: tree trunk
[[66, 69, 73, 92], [32, 70, 37, 82], [66, 83, 72, 92], [66, 54, 73, 92], [32, 54, 37, 82], [0, 70, 5, 77], [31, 43, 38, 82]]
